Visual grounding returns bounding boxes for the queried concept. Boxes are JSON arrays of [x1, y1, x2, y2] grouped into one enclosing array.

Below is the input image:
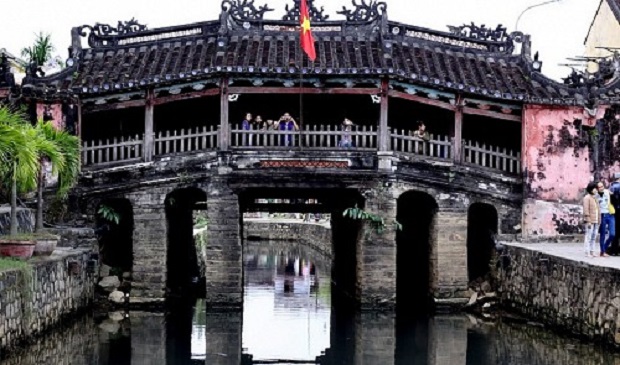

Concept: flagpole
[[299, 61, 304, 151]]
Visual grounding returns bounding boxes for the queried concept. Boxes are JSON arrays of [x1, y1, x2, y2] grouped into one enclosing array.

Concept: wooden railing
[[82, 134, 143, 167], [230, 125, 377, 150], [154, 126, 218, 156], [80, 125, 521, 176], [463, 140, 521, 174], [390, 130, 452, 159]]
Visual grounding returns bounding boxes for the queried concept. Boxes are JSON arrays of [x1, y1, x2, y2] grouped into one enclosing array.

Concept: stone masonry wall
[[498, 243, 620, 346], [127, 187, 170, 303], [0, 247, 97, 352], [242, 219, 332, 257], [0, 315, 99, 365], [205, 177, 243, 308]]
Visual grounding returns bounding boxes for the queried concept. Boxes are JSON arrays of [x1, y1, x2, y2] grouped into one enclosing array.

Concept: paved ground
[[503, 241, 620, 270]]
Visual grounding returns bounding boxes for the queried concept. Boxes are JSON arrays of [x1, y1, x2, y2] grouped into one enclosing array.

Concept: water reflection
[[3, 241, 620, 364]]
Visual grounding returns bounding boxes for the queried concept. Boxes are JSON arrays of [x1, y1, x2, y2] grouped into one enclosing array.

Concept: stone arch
[[165, 187, 207, 298], [466, 202, 499, 282], [95, 198, 134, 272], [396, 190, 438, 313]]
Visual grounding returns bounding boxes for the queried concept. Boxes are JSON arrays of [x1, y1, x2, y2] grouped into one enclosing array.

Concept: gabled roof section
[[609, 0, 620, 22], [22, 0, 618, 106]]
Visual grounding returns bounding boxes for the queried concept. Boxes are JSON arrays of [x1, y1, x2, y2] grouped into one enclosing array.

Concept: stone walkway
[[503, 241, 620, 270]]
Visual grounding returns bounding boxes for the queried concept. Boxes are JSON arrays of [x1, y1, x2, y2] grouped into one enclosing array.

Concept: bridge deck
[[502, 241, 620, 269]]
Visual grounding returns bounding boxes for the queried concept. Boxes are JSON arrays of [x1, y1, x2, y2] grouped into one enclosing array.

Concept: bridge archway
[[466, 203, 498, 282], [165, 187, 207, 298], [396, 191, 438, 314], [95, 198, 134, 273]]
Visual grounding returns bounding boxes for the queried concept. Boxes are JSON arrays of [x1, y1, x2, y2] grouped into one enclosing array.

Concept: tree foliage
[[343, 205, 402, 234], [21, 32, 55, 66]]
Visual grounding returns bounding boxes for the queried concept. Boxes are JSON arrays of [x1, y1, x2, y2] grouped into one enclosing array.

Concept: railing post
[[219, 77, 230, 151], [453, 95, 463, 163], [144, 89, 154, 162], [379, 78, 389, 152]]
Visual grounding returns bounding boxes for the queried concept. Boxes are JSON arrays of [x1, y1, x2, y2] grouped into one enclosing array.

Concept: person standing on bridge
[[583, 182, 600, 258], [609, 173, 620, 255], [242, 113, 253, 146], [596, 181, 615, 257]]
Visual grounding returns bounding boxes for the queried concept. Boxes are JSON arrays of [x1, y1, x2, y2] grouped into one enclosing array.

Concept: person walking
[[596, 181, 615, 257], [583, 182, 600, 258], [609, 173, 620, 255]]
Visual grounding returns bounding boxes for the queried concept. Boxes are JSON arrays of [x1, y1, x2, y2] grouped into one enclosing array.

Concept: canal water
[[2, 241, 620, 365]]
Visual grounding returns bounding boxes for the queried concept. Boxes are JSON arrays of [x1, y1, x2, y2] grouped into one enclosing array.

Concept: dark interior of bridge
[[466, 203, 498, 282], [463, 114, 521, 151], [95, 198, 134, 272], [82, 106, 145, 141], [165, 187, 206, 299], [396, 191, 437, 315], [155, 96, 220, 132], [389, 98, 453, 136]]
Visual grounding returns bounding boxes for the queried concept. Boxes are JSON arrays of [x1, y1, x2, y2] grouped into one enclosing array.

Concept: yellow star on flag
[[301, 16, 311, 33]]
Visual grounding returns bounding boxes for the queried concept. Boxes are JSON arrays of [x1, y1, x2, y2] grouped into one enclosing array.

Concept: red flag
[[300, 0, 316, 61]]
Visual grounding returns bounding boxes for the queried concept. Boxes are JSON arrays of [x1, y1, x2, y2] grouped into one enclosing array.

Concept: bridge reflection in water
[[3, 242, 620, 365]]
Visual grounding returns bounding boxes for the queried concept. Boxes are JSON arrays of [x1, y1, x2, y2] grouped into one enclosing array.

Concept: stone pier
[[128, 188, 170, 302], [205, 178, 243, 308], [356, 187, 397, 310], [431, 207, 469, 304], [130, 312, 167, 364], [427, 316, 468, 365], [204, 311, 243, 365]]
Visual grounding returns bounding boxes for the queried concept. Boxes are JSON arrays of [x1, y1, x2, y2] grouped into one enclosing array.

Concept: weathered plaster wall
[[0, 248, 97, 352], [522, 105, 606, 238], [36, 103, 63, 129], [498, 243, 620, 347]]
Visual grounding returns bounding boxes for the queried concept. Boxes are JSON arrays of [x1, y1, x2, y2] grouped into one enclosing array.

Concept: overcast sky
[[0, 0, 601, 81]]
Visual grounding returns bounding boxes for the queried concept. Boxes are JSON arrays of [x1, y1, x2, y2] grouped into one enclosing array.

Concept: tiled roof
[[23, 0, 620, 106], [609, 0, 620, 22]]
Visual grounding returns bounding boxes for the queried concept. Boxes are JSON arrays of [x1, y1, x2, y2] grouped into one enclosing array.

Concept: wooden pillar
[[144, 89, 154, 162], [220, 77, 230, 151], [453, 95, 463, 163], [379, 78, 389, 152]]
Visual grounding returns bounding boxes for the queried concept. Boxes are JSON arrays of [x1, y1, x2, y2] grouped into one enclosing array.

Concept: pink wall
[[36, 103, 63, 130], [522, 105, 608, 237], [523, 105, 607, 202]]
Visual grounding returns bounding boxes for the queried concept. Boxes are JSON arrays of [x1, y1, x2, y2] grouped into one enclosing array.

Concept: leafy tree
[[33, 121, 80, 231], [0, 107, 39, 236], [21, 32, 55, 66]]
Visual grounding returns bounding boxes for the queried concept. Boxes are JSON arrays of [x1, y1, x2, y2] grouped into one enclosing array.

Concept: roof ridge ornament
[[447, 23, 510, 43], [221, 0, 274, 21], [77, 18, 148, 47], [282, 0, 329, 22], [337, 0, 387, 22]]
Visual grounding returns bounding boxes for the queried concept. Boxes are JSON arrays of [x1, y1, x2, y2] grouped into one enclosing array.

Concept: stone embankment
[[497, 242, 620, 347], [0, 247, 97, 352], [0, 207, 34, 235], [242, 218, 332, 257]]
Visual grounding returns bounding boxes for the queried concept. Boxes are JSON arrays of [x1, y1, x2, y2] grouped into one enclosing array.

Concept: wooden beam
[[82, 99, 146, 114], [144, 90, 154, 162], [453, 95, 463, 163], [152, 88, 220, 106], [379, 79, 389, 152], [227, 86, 381, 95], [388, 90, 456, 111], [220, 78, 230, 151], [463, 106, 522, 122]]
